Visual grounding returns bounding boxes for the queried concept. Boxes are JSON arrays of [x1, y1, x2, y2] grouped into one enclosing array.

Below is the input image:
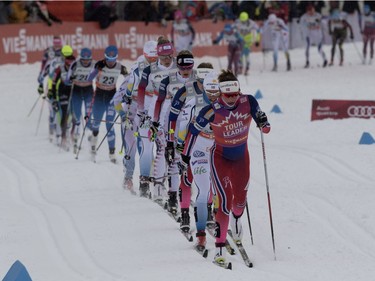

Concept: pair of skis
[[211, 230, 253, 270], [194, 227, 253, 270]]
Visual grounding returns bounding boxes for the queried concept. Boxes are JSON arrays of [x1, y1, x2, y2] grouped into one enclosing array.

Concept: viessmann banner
[[311, 99, 375, 121], [0, 20, 235, 65]]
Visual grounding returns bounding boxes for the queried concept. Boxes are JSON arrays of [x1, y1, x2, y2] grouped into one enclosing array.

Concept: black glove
[[212, 39, 218, 45], [136, 110, 149, 128], [176, 142, 185, 154], [52, 100, 59, 112], [256, 111, 268, 128], [149, 121, 159, 142], [37, 84, 44, 95], [122, 94, 132, 105], [47, 89, 54, 100], [178, 154, 190, 173], [96, 60, 106, 71], [165, 141, 175, 165], [255, 42, 260, 47]]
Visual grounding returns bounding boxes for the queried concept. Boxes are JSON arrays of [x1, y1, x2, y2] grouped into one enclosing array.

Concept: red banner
[[311, 99, 375, 121], [0, 20, 259, 65]]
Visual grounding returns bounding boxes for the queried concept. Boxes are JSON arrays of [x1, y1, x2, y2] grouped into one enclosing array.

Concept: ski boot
[[196, 230, 207, 250], [109, 148, 117, 164], [167, 191, 178, 215], [180, 208, 190, 233], [61, 136, 70, 151], [304, 60, 309, 68], [323, 59, 328, 68], [152, 181, 165, 207], [214, 242, 227, 265], [139, 176, 151, 198], [89, 134, 98, 161], [123, 177, 136, 195], [206, 203, 216, 229], [230, 212, 243, 243], [287, 59, 291, 71], [72, 133, 79, 154]]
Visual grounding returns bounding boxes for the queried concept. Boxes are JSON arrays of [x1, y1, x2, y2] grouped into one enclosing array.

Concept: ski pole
[[150, 172, 180, 182], [260, 128, 276, 260], [28, 95, 41, 117], [75, 90, 96, 160], [119, 104, 131, 155], [59, 85, 75, 151], [35, 97, 45, 136], [96, 114, 120, 152], [245, 202, 254, 245]]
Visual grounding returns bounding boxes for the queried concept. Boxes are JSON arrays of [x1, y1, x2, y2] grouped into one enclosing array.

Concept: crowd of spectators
[[2, 1, 375, 27], [0, 1, 62, 25]]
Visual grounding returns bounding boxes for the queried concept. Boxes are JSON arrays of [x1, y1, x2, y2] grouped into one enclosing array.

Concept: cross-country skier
[[149, 50, 195, 215], [48, 45, 75, 150], [234, 11, 260, 75], [87, 45, 128, 163], [180, 70, 271, 266], [168, 67, 220, 251], [361, 4, 375, 64], [37, 35, 64, 142], [65, 48, 96, 153], [213, 23, 244, 76], [112, 40, 158, 193], [262, 13, 291, 71], [136, 36, 177, 197], [328, 8, 354, 66], [171, 9, 195, 53], [299, 5, 328, 68]]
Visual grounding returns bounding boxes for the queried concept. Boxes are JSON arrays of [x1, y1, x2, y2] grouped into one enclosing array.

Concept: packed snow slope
[[1, 44, 374, 281]]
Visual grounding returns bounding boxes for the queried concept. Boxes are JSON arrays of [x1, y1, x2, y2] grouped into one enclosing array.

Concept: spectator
[[181, 0, 210, 21], [123, 1, 158, 25], [0, 1, 11, 24], [8, 1, 29, 23], [209, 1, 238, 22], [239, 0, 260, 20], [85, 1, 118, 29], [364, 1, 375, 12], [266, 1, 290, 23], [30, 1, 62, 26], [342, 1, 361, 15]]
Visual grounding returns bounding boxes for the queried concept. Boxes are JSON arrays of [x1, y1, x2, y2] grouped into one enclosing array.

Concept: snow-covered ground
[[1, 43, 375, 281]]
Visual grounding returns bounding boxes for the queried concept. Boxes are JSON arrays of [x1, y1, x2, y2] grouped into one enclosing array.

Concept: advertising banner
[[0, 20, 253, 65], [311, 99, 375, 121]]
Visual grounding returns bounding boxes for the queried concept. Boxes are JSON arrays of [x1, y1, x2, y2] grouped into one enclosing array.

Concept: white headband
[[196, 68, 213, 79], [219, 81, 240, 93]]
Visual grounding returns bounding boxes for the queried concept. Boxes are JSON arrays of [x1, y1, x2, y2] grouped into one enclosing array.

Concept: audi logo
[[347, 106, 375, 118]]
